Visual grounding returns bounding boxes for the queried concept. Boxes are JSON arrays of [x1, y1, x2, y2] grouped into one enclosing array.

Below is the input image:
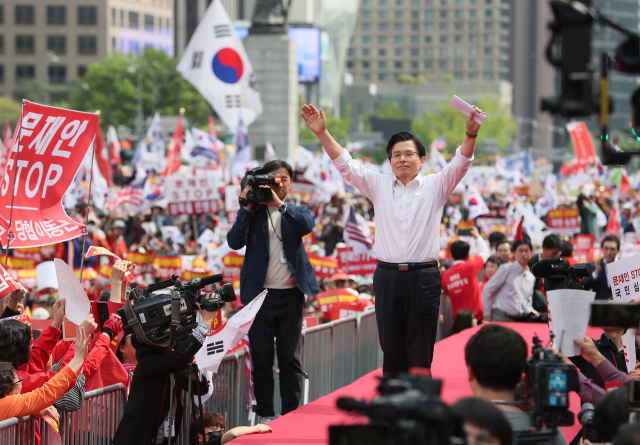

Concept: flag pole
[[79, 111, 99, 282], [1, 101, 25, 316]]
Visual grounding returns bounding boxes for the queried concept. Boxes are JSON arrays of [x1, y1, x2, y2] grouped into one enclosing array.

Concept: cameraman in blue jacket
[[227, 160, 320, 424]]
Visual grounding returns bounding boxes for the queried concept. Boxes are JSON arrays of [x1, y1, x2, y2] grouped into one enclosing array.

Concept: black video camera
[[518, 336, 580, 430], [329, 373, 459, 445], [118, 274, 236, 348], [531, 257, 593, 292], [239, 167, 281, 205]]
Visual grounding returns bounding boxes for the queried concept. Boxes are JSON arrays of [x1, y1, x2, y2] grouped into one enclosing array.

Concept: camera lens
[[215, 283, 236, 303]]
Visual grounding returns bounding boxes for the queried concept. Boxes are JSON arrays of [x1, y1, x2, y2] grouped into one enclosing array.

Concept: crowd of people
[[0, 101, 639, 445]]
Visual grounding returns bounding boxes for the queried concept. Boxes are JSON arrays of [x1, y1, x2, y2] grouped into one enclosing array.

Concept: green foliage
[[413, 90, 516, 152], [12, 81, 46, 103], [299, 104, 351, 142], [0, 96, 23, 128], [69, 49, 212, 130], [373, 102, 407, 118]]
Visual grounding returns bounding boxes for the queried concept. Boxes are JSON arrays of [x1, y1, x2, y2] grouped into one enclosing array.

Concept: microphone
[[199, 274, 224, 287]]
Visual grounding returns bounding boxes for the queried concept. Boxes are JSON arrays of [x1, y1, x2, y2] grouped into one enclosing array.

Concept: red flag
[[606, 198, 622, 236], [0, 101, 98, 248], [566, 122, 596, 166], [161, 113, 183, 176], [514, 216, 525, 241], [208, 115, 218, 139], [107, 125, 122, 165], [94, 124, 112, 187], [621, 170, 630, 194]]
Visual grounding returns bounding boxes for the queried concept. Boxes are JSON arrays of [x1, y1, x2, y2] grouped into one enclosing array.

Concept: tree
[[413, 91, 516, 153], [299, 103, 351, 142], [69, 49, 212, 130], [0, 96, 22, 128]]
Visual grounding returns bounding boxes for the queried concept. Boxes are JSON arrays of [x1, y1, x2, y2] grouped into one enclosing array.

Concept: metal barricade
[[300, 323, 333, 402], [331, 317, 358, 391], [203, 350, 250, 429], [356, 309, 381, 378], [60, 383, 127, 445], [0, 416, 37, 444]]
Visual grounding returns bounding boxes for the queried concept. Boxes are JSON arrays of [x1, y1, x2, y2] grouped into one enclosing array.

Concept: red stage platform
[[233, 323, 602, 444]]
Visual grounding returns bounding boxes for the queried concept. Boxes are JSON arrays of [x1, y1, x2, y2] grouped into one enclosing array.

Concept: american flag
[[429, 134, 446, 151], [104, 187, 144, 210], [345, 206, 374, 249]]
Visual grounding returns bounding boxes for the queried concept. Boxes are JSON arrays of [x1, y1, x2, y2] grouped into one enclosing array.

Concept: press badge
[[280, 249, 287, 264], [163, 418, 175, 437]]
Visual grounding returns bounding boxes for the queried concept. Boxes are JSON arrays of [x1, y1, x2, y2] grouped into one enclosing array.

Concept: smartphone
[[96, 301, 110, 330], [458, 228, 472, 236], [590, 301, 640, 329]]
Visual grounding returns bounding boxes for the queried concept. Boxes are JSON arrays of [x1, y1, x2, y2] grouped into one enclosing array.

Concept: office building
[[0, 0, 174, 100], [346, 0, 512, 85]]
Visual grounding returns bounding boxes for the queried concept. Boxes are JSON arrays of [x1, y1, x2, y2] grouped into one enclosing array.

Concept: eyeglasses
[[14, 376, 23, 385], [391, 151, 420, 159]]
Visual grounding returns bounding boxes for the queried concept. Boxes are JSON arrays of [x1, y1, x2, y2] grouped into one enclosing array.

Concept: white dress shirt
[[481, 261, 536, 318], [332, 148, 473, 263]]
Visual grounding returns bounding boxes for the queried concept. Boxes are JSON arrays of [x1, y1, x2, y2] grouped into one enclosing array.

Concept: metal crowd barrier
[[60, 383, 127, 445], [0, 310, 382, 442]]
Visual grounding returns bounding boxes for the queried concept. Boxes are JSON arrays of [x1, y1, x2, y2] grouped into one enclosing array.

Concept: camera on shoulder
[[239, 167, 282, 206]]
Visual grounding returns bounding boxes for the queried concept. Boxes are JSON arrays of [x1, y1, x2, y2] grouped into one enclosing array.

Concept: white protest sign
[[547, 289, 596, 357], [606, 253, 640, 302], [54, 259, 90, 325], [195, 290, 267, 373], [622, 330, 637, 370], [165, 175, 221, 216]]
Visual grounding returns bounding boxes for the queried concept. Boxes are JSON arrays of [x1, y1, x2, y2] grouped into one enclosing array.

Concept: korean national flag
[[177, 0, 262, 133]]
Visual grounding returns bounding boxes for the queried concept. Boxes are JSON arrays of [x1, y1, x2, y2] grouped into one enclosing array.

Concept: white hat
[[32, 307, 50, 320]]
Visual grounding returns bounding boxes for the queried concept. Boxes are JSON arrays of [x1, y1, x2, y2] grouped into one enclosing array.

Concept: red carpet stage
[[233, 322, 603, 444]]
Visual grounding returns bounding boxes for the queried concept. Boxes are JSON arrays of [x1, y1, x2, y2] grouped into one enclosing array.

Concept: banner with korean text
[[0, 101, 98, 248], [165, 175, 221, 216]]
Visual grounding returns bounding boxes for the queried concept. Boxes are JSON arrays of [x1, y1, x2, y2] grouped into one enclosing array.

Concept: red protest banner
[[546, 208, 580, 234], [308, 254, 338, 279], [0, 263, 20, 297], [566, 122, 596, 166], [316, 288, 359, 315], [154, 255, 183, 280], [222, 251, 244, 281], [302, 316, 319, 330], [336, 246, 377, 275], [329, 302, 368, 322], [125, 251, 156, 275], [0, 101, 98, 248], [86, 246, 135, 280], [13, 245, 55, 264], [574, 234, 595, 251]]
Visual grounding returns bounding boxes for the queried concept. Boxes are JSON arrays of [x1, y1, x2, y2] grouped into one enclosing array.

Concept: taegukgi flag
[[177, 0, 262, 133]]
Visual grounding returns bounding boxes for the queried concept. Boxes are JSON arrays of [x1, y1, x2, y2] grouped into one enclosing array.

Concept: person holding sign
[[301, 102, 484, 372]]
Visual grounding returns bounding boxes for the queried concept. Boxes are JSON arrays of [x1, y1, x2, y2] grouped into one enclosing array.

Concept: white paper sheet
[[622, 330, 637, 370], [54, 259, 91, 325], [547, 289, 596, 357]]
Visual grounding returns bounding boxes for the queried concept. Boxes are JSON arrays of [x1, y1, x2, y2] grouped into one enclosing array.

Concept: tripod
[[166, 363, 211, 445]]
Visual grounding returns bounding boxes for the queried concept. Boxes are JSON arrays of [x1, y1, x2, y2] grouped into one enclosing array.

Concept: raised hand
[[466, 105, 485, 134], [300, 104, 327, 135], [51, 299, 66, 329]]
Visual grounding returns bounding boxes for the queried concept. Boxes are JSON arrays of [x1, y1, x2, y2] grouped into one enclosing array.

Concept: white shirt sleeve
[[331, 150, 382, 201], [433, 147, 474, 203], [475, 235, 490, 263]]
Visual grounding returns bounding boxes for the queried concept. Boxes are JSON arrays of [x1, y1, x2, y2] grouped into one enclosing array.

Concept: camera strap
[[123, 294, 181, 348]]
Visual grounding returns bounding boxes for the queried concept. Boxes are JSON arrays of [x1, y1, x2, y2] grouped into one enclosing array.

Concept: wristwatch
[[278, 202, 287, 214]]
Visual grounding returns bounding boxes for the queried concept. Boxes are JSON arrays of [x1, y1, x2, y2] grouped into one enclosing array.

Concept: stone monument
[[244, 0, 298, 162]]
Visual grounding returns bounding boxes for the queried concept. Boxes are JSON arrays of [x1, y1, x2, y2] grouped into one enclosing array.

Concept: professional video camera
[[329, 373, 460, 445], [118, 274, 236, 348], [531, 257, 593, 292], [518, 336, 580, 430], [238, 167, 282, 205]]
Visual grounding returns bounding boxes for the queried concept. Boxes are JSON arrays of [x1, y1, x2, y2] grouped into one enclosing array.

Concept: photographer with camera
[[227, 160, 320, 423], [112, 296, 218, 445], [465, 325, 567, 445]]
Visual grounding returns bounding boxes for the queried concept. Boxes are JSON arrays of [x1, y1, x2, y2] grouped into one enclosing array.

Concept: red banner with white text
[[0, 101, 98, 248]]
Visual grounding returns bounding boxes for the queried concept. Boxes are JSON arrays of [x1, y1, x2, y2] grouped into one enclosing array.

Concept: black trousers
[[249, 287, 304, 417], [373, 266, 441, 374]]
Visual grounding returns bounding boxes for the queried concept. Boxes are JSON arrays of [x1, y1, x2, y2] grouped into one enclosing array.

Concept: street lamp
[[44, 50, 59, 105]]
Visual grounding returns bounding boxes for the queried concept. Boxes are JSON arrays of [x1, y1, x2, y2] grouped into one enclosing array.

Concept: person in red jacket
[[441, 226, 490, 322]]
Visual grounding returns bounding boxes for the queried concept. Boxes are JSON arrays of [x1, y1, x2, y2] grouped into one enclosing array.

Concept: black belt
[[376, 260, 438, 271]]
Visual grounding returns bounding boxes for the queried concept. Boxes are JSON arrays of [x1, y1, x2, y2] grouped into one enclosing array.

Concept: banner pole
[[1, 101, 25, 316], [79, 113, 99, 283]]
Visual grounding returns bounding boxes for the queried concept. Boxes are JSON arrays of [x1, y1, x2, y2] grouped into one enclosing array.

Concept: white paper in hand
[[54, 259, 91, 325], [547, 289, 596, 357], [622, 330, 637, 370]]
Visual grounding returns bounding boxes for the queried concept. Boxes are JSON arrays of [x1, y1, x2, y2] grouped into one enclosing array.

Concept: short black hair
[[593, 384, 628, 442], [542, 234, 562, 250], [613, 422, 640, 445], [561, 241, 573, 258], [452, 397, 513, 445], [386, 132, 426, 160], [450, 310, 476, 336], [99, 288, 111, 302], [496, 240, 511, 251], [451, 240, 471, 261], [263, 160, 293, 178], [512, 239, 532, 252], [0, 319, 32, 368], [0, 362, 17, 399], [485, 255, 503, 268], [488, 232, 507, 247], [602, 235, 621, 250], [465, 325, 527, 391]]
